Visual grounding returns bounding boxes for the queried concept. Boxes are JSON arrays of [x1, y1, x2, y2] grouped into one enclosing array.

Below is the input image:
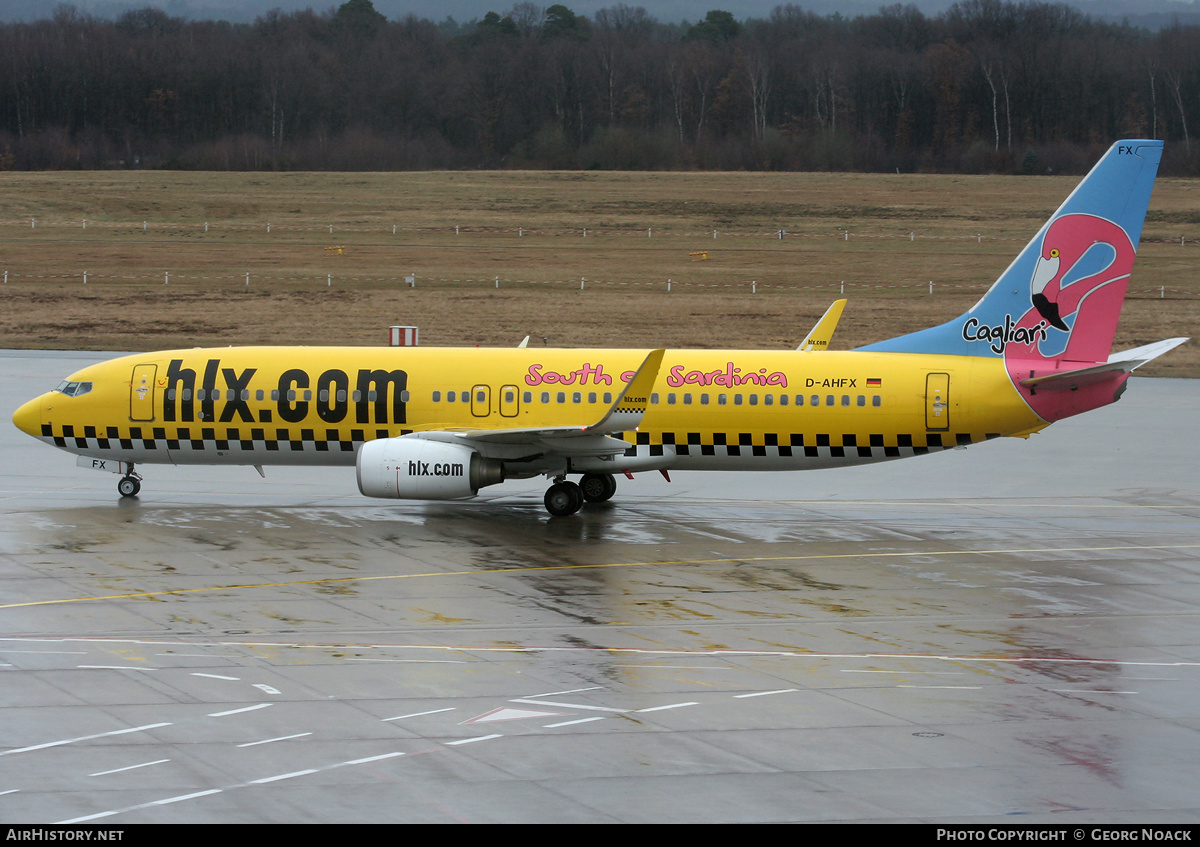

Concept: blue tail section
[[859, 140, 1162, 364]]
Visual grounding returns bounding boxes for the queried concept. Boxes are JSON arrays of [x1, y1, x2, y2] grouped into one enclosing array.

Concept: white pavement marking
[[446, 735, 502, 745], [90, 759, 170, 776], [238, 733, 312, 747], [250, 769, 319, 784], [636, 702, 699, 712], [207, 703, 273, 717], [384, 707, 456, 722], [0, 723, 172, 757], [510, 698, 627, 713]]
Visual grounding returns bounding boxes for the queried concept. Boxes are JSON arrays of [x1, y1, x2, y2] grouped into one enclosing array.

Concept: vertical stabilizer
[[860, 140, 1162, 365]]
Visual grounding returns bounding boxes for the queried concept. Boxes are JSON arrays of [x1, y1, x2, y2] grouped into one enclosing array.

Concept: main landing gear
[[117, 465, 142, 498], [544, 472, 617, 516]]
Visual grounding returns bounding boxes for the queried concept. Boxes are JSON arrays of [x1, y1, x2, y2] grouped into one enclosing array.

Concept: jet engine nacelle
[[356, 437, 504, 500]]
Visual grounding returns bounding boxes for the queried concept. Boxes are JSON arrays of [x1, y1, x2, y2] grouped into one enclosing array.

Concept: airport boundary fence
[[2, 217, 1196, 299]]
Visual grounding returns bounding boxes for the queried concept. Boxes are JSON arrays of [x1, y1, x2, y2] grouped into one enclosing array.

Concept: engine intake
[[356, 437, 504, 500]]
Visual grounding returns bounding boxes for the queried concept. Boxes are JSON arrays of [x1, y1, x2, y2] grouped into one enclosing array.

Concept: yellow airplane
[[11, 140, 1187, 516]]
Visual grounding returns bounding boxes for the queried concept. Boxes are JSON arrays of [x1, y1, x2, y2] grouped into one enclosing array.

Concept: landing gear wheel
[[579, 472, 617, 503], [117, 476, 141, 498], [544, 481, 584, 516]]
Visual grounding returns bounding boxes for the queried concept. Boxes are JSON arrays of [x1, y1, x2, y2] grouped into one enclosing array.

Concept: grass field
[[0, 169, 1195, 375]]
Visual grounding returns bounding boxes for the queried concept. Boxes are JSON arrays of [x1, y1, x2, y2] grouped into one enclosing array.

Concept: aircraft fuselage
[[14, 346, 1050, 474]]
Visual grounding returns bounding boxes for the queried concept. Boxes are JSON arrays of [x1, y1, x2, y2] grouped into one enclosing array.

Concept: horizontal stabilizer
[[1020, 337, 1188, 390], [1107, 336, 1189, 368]]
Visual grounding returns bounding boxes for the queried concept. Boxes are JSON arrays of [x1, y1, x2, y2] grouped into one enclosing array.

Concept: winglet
[[797, 299, 846, 351], [587, 349, 665, 434]]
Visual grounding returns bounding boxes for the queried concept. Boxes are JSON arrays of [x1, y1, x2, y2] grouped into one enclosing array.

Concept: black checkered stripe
[[622, 431, 1001, 458], [43, 424, 408, 453]]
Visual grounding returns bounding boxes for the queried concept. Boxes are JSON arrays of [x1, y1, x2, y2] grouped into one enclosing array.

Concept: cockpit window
[[53, 380, 93, 397]]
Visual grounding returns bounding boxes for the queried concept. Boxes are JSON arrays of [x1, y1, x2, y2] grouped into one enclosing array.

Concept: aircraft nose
[[12, 396, 44, 438]]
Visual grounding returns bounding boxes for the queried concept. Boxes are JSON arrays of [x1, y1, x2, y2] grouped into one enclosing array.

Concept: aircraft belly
[[166, 445, 358, 467]]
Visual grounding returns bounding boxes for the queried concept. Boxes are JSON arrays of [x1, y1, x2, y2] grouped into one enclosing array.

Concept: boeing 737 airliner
[[11, 140, 1187, 515]]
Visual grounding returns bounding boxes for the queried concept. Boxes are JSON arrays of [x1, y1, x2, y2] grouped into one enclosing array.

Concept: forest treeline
[[4, 0, 1200, 174]]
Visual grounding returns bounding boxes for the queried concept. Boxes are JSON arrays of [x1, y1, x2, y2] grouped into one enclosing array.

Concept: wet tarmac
[[2, 349, 1199, 823]]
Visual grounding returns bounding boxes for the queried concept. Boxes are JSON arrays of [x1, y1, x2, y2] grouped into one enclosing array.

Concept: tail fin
[[860, 140, 1162, 365]]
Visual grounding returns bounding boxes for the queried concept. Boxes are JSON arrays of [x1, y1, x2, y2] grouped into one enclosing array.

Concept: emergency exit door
[[499, 384, 519, 417], [925, 373, 949, 431], [471, 384, 491, 417], [129, 364, 158, 422]]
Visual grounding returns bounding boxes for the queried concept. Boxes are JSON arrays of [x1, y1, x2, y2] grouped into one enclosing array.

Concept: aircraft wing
[[796, 299, 846, 351], [1020, 337, 1188, 390], [405, 349, 666, 461]]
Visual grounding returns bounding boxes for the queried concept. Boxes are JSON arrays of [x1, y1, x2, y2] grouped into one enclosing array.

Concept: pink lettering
[[525, 363, 615, 387], [666, 361, 788, 389]]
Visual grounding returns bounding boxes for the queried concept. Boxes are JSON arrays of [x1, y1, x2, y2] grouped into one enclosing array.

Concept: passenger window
[[573, 392, 581, 403], [650, 393, 659, 404], [541, 391, 550, 403], [683, 393, 692, 405], [432, 391, 441, 401], [447, 391, 456, 402], [872, 396, 881, 407], [857, 395, 865, 406], [524, 391, 532, 403]]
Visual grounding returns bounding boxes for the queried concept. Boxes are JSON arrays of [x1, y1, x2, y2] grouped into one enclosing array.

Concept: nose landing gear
[[117, 466, 142, 498]]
